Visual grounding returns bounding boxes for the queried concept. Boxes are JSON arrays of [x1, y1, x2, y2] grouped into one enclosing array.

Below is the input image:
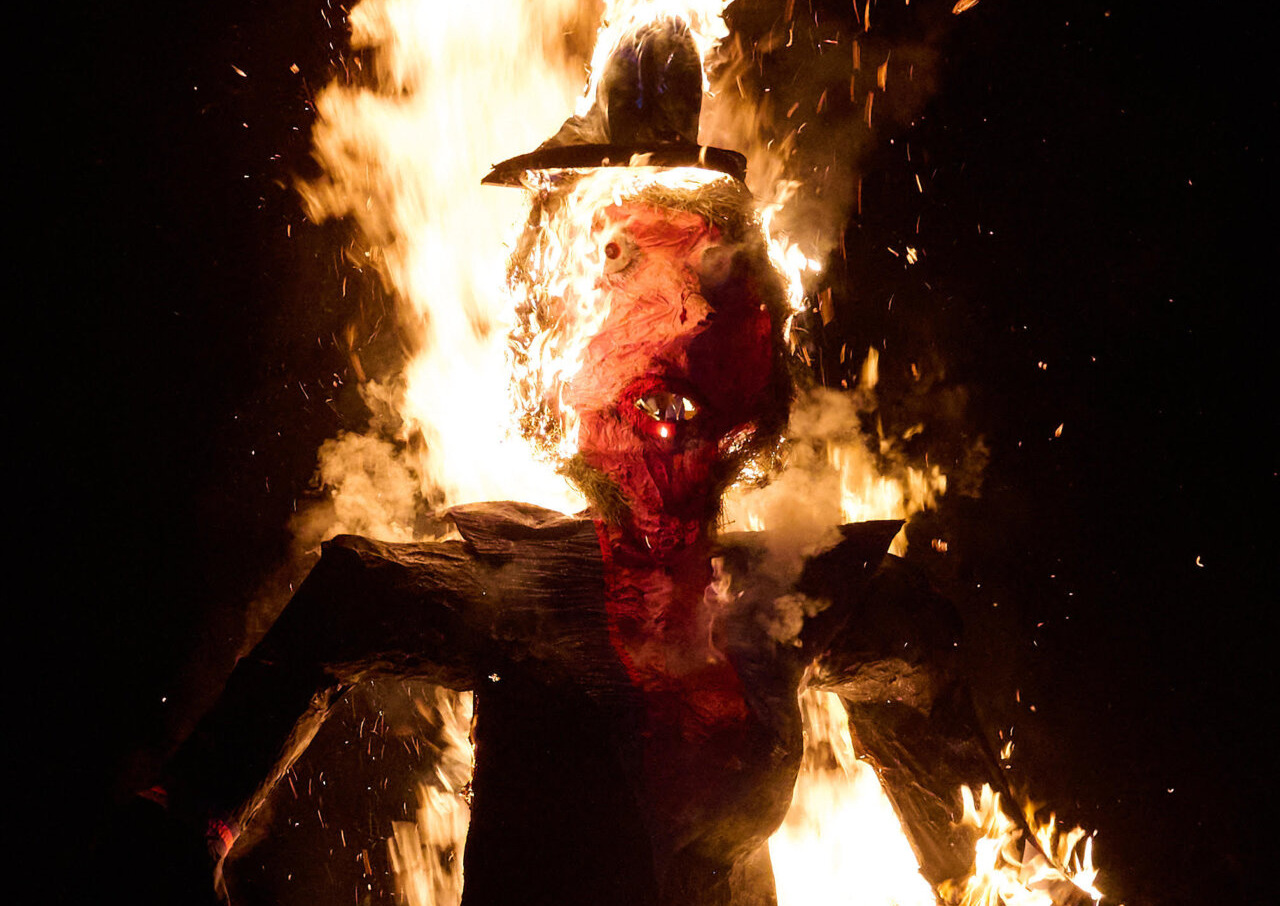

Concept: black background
[[47, 1, 1269, 903]]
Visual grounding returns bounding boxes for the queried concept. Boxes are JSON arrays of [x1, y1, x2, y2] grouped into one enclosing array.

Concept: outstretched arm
[[806, 551, 1005, 889], [163, 535, 493, 834], [117, 533, 498, 905], [121, 503, 606, 903]]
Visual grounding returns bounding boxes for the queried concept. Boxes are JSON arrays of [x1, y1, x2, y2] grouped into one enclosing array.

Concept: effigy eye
[[600, 229, 635, 275]]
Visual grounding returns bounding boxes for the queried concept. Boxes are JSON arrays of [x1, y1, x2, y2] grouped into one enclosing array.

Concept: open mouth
[[628, 384, 706, 443], [635, 390, 701, 423]]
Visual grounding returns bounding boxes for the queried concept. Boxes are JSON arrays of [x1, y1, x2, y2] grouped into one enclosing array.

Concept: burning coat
[[165, 501, 1005, 905]]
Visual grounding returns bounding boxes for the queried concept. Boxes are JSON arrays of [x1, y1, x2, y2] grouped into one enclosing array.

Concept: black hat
[[482, 16, 746, 186]]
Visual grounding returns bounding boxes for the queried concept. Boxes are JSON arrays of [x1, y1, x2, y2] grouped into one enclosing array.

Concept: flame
[[294, 0, 812, 516], [769, 697, 1106, 906], [938, 784, 1103, 906], [771, 689, 937, 905], [299, 0, 591, 519], [296, 2, 601, 900], [388, 687, 474, 906]]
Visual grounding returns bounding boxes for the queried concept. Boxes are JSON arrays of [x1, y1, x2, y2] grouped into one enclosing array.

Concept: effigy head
[[507, 168, 792, 550], [491, 14, 792, 550]]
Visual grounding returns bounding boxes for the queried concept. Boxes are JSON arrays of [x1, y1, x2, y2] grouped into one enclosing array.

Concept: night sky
[[51, 1, 1268, 904]]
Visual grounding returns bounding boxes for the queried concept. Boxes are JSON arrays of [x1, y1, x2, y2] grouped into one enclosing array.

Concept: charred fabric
[[126, 17, 1059, 906]]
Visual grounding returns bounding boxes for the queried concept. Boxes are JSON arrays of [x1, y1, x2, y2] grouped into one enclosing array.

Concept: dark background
[[48, 1, 1269, 904]]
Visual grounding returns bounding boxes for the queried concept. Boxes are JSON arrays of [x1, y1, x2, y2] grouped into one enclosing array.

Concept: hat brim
[[482, 142, 747, 187]]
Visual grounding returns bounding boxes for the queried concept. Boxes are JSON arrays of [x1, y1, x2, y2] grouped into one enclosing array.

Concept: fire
[[770, 689, 937, 906], [938, 784, 1103, 906], [294, 0, 807, 519], [292, 1, 1106, 904], [298, 0, 590, 522], [388, 687, 474, 906], [296, 1, 596, 898]]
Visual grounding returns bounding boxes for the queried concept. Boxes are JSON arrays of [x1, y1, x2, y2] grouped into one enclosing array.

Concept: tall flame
[[387, 687, 475, 905], [299, 0, 590, 522], [771, 689, 937, 905], [939, 783, 1103, 906]]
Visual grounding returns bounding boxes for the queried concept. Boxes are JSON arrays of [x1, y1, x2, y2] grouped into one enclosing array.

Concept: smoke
[[290, 429, 423, 547], [703, 1, 972, 587], [719, 344, 967, 648], [699, 7, 870, 299], [725, 356, 950, 541]]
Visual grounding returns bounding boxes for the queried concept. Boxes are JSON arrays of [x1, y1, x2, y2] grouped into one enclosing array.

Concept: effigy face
[[510, 171, 791, 551], [566, 200, 778, 545]]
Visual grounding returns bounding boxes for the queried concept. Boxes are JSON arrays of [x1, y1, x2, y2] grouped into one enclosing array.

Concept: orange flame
[[939, 783, 1103, 906], [388, 688, 474, 906], [298, 0, 591, 522], [770, 689, 937, 905]]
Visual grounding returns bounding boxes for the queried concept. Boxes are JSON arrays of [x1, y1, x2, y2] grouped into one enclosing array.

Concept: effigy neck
[[595, 514, 724, 674]]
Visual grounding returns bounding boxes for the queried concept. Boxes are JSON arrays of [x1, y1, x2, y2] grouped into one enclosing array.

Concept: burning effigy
[[126, 4, 1105, 905]]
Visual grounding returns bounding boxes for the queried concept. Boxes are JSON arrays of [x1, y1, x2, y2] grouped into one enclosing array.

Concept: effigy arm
[[809, 555, 1003, 889], [163, 534, 496, 841]]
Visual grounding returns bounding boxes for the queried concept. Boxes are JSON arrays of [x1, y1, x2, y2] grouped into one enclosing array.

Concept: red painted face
[[564, 202, 777, 547]]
